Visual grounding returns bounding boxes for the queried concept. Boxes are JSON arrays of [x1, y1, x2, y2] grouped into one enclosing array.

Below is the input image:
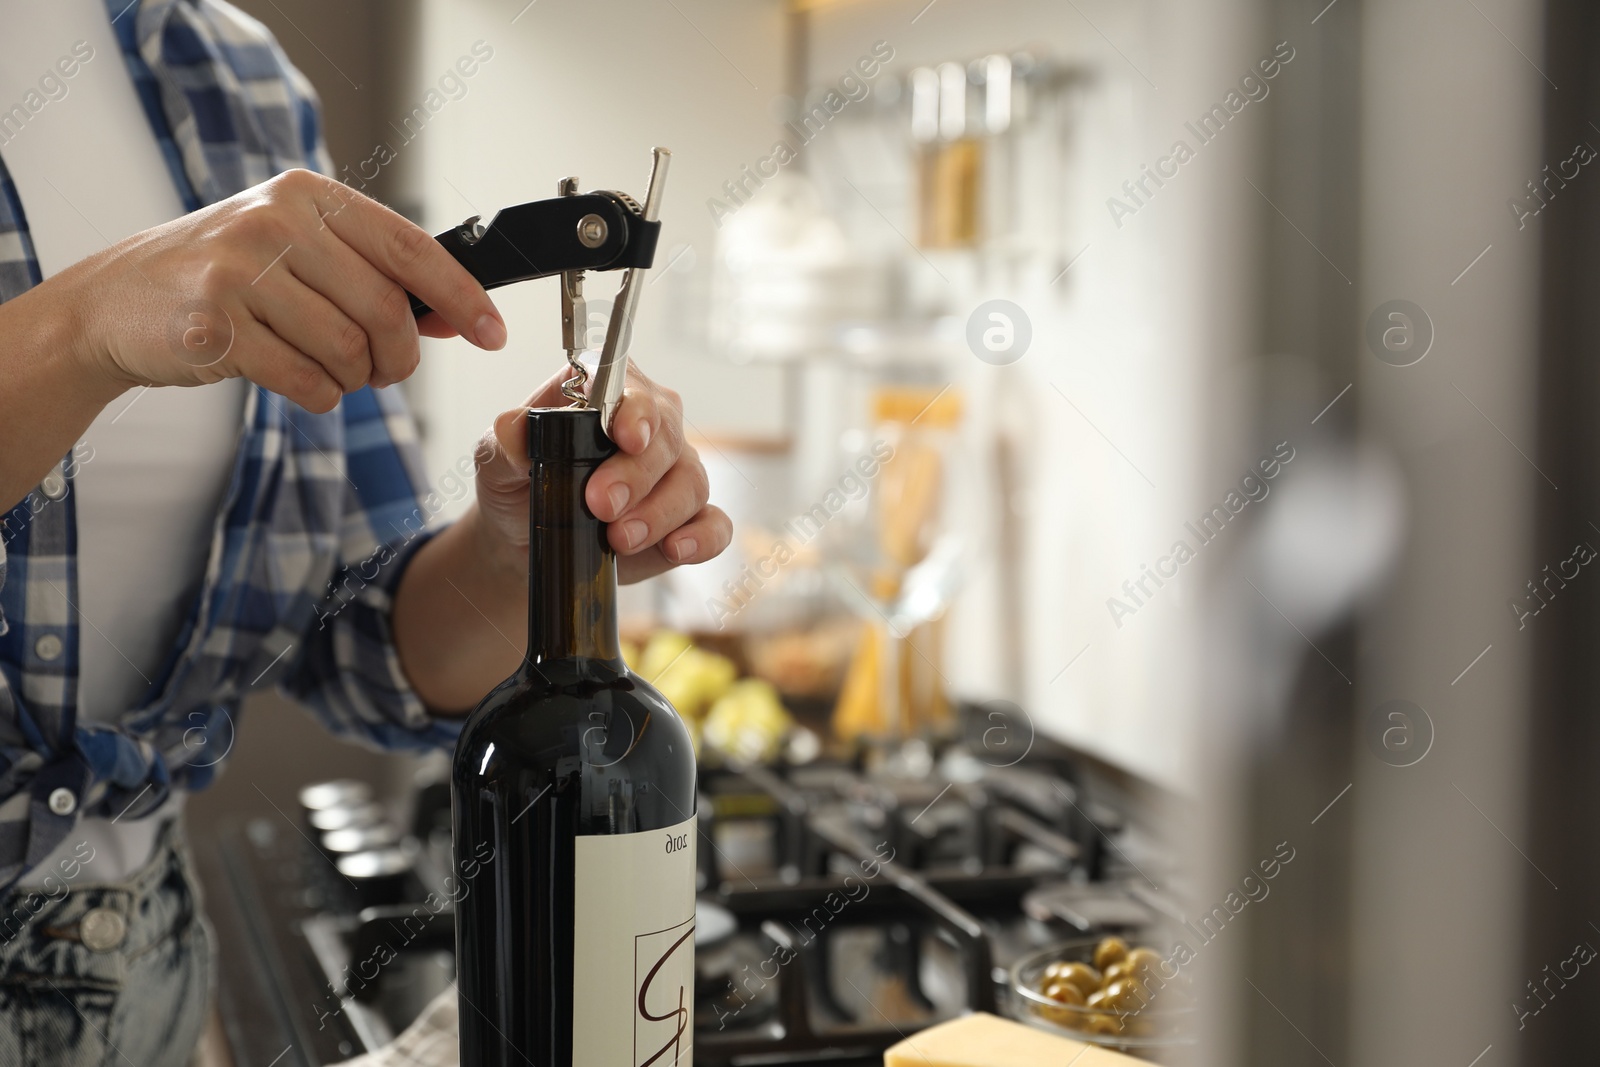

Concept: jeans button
[[79, 908, 127, 952]]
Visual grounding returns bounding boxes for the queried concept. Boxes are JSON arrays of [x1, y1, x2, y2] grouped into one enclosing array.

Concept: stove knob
[[410, 780, 453, 840], [298, 779, 374, 812], [321, 823, 402, 858], [308, 801, 386, 833], [336, 848, 415, 909]]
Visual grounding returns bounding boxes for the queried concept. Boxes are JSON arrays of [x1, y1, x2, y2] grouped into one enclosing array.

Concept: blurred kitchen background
[[190, 0, 1600, 1064]]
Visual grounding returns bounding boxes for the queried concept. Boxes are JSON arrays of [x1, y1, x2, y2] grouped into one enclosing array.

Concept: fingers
[[664, 503, 733, 564], [294, 171, 507, 351], [247, 271, 373, 393], [486, 405, 531, 487], [475, 382, 729, 585], [287, 228, 421, 388], [605, 374, 673, 456], [415, 310, 460, 340], [524, 366, 574, 411], [586, 393, 682, 522], [480, 369, 604, 495], [481, 383, 596, 487], [229, 322, 343, 413], [484, 394, 711, 556], [488, 368, 682, 524], [607, 448, 710, 557], [617, 505, 734, 584]]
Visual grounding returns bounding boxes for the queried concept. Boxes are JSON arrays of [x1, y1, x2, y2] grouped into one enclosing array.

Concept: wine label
[[571, 816, 697, 1066]]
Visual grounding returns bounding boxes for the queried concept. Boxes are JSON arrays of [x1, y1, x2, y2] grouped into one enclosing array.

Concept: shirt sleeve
[[278, 386, 464, 752]]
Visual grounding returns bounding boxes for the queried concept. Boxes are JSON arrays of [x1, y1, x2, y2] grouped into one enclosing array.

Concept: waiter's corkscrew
[[408, 147, 672, 437]]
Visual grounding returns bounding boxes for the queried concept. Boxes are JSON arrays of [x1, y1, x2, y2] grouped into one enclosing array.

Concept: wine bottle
[[452, 407, 698, 1067]]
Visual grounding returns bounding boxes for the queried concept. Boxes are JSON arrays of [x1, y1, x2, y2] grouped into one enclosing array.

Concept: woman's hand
[[394, 363, 730, 709], [60, 168, 505, 409], [472, 363, 733, 584], [0, 168, 503, 512]]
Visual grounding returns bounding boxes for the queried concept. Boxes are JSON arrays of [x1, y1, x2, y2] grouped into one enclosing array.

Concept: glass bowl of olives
[[1009, 934, 1196, 1050]]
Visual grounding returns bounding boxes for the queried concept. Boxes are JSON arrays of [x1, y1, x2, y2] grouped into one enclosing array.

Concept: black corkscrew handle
[[407, 191, 660, 318]]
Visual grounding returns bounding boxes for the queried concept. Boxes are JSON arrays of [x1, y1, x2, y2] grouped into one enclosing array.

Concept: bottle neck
[[524, 412, 621, 668]]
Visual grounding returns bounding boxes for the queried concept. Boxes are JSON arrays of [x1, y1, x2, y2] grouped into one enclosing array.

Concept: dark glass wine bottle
[[452, 407, 698, 1067]]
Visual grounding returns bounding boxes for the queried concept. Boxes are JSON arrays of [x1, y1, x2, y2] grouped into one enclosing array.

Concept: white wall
[[806, 0, 1246, 791]]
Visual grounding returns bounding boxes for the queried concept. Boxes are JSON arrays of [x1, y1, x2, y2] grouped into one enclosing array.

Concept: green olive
[[1101, 978, 1150, 1014], [1125, 946, 1164, 977], [1092, 935, 1129, 972], [1042, 980, 1085, 1006], [1059, 961, 1102, 998], [1084, 1012, 1122, 1036], [1101, 960, 1133, 988], [1041, 1003, 1079, 1027]]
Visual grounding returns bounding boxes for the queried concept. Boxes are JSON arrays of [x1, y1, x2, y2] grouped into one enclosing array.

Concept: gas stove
[[194, 704, 1181, 1066]]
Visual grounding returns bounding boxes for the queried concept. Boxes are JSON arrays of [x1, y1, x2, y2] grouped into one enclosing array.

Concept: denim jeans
[[0, 820, 212, 1067]]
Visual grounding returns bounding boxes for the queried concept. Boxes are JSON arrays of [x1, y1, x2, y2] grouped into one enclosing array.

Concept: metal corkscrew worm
[[556, 176, 590, 406], [407, 147, 672, 439]]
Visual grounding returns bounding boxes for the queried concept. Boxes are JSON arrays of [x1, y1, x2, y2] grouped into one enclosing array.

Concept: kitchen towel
[[331, 989, 459, 1067]]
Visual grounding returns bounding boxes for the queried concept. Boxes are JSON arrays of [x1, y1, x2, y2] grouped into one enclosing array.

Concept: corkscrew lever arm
[[590, 147, 671, 438], [405, 184, 662, 318]]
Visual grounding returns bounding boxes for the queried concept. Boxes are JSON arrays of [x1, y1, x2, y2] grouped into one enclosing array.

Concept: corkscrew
[[408, 147, 672, 437], [587, 147, 670, 435], [555, 176, 588, 406]]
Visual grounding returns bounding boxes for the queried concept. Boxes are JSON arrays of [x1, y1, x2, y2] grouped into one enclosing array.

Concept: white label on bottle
[[571, 816, 697, 1066]]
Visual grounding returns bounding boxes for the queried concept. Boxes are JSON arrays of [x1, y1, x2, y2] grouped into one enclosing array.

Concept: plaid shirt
[[0, 0, 459, 889]]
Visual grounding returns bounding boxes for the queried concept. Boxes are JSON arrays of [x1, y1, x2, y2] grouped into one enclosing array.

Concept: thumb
[[483, 367, 579, 483], [527, 364, 573, 408], [481, 367, 577, 489], [479, 408, 530, 496]]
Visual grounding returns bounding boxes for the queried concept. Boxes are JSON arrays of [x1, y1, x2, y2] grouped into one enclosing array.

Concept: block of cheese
[[883, 1012, 1143, 1066]]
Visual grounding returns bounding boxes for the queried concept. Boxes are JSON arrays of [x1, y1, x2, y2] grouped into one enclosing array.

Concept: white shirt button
[[34, 634, 63, 661], [39, 470, 67, 501], [47, 787, 76, 816]]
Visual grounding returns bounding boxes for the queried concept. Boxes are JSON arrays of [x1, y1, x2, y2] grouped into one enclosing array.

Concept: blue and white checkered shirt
[[0, 0, 460, 889]]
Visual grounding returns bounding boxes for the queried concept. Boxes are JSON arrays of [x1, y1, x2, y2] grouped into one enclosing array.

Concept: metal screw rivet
[[576, 214, 609, 249]]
